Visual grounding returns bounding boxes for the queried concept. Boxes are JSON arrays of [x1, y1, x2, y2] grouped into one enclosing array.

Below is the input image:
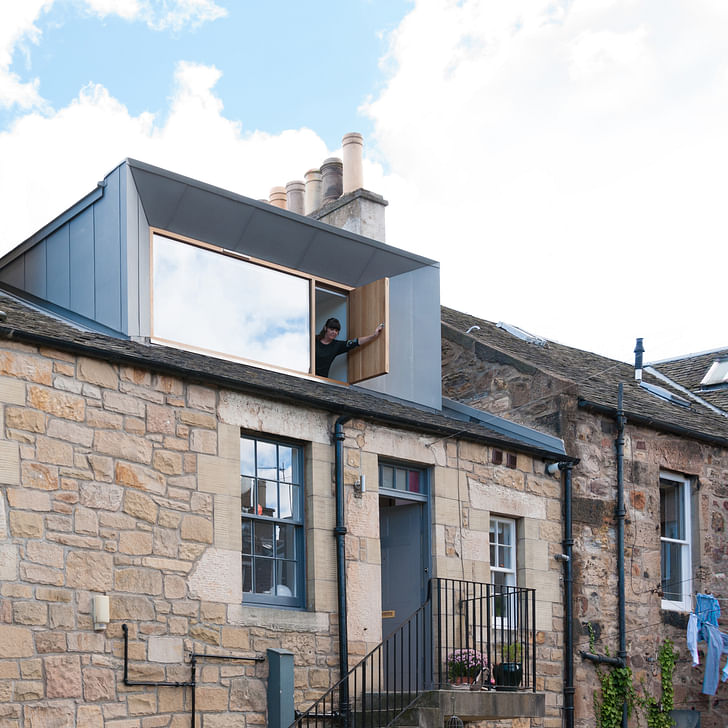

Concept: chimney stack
[[304, 169, 322, 214], [342, 132, 364, 194], [634, 338, 644, 381], [286, 180, 305, 215], [269, 186, 287, 209], [320, 157, 343, 205]]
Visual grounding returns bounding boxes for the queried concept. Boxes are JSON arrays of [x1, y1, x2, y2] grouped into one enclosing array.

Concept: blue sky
[[1, 1, 726, 364]]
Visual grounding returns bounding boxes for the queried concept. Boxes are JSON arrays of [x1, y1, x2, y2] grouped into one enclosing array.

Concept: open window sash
[[347, 277, 390, 384]]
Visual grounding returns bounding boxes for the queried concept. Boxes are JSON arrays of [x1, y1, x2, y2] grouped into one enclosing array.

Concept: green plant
[[446, 649, 488, 680], [640, 639, 678, 728], [502, 642, 522, 663]]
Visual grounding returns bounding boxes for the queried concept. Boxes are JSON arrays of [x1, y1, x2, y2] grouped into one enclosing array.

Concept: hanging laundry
[[686, 593, 728, 695]]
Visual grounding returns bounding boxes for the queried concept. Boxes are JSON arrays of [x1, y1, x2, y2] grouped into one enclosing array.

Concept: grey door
[[380, 499, 428, 690]]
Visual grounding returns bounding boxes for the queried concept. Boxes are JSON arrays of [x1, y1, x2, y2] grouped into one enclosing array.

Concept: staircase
[[291, 579, 544, 728]]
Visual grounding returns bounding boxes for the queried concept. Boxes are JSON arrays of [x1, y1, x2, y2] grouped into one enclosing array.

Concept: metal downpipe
[[334, 415, 351, 720], [562, 462, 575, 728], [615, 383, 627, 728]]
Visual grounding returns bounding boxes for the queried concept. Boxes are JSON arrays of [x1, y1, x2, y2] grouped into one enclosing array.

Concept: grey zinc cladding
[[0, 158, 444, 408]]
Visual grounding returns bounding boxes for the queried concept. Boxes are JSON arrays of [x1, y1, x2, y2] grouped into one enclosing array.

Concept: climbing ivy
[[594, 657, 636, 728], [640, 639, 679, 728]]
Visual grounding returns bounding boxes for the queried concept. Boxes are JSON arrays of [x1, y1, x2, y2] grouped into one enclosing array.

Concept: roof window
[[700, 359, 728, 387], [639, 382, 691, 409], [496, 322, 547, 347]]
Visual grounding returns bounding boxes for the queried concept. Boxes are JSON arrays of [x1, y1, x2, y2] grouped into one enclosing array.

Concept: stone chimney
[[266, 132, 388, 242], [634, 338, 644, 382]]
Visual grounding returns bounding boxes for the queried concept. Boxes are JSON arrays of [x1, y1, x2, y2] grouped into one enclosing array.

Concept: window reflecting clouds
[[153, 234, 310, 371]]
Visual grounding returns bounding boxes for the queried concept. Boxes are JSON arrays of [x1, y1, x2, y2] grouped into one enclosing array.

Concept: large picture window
[[151, 232, 389, 383], [660, 472, 692, 611], [240, 434, 304, 608]]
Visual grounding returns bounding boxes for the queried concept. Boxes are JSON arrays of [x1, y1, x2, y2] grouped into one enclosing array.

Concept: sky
[[0, 0, 726, 365]]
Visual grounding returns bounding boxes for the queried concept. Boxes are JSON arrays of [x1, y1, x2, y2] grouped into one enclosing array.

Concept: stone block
[[20, 561, 63, 585], [198, 454, 238, 495], [152, 450, 183, 475], [115, 461, 165, 494], [179, 410, 217, 429], [0, 375, 26, 404], [148, 636, 183, 663], [49, 604, 75, 629], [45, 655, 82, 698], [7, 487, 49, 511], [188, 548, 241, 604], [187, 385, 216, 412], [88, 455, 114, 482], [21, 462, 58, 490], [119, 530, 153, 555], [35, 632, 67, 653], [195, 686, 228, 711], [164, 575, 187, 599], [110, 595, 155, 621], [214, 495, 241, 550], [128, 692, 157, 715], [0, 625, 34, 657], [47, 419, 94, 447], [191, 428, 216, 454], [24, 702, 75, 728], [13, 601, 47, 626], [123, 491, 158, 524], [66, 551, 113, 591], [26, 540, 64, 568], [78, 357, 118, 389], [86, 408, 123, 430], [28, 386, 85, 420], [0, 544, 18, 580], [218, 423, 239, 459], [36, 436, 74, 466], [9, 511, 43, 537], [6, 407, 45, 432], [94, 430, 152, 464], [115, 567, 163, 595], [181, 515, 213, 543], [80, 481, 123, 511], [82, 666, 115, 701], [103, 390, 146, 417], [221, 627, 250, 650], [0, 440, 20, 485], [77, 705, 104, 728]]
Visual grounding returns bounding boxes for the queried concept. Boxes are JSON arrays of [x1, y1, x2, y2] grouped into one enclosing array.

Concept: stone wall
[[442, 332, 728, 728], [0, 337, 566, 727]]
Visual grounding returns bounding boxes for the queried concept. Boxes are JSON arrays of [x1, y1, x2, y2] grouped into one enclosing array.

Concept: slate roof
[[441, 306, 728, 446], [0, 293, 568, 460], [649, 349, 728, 414]]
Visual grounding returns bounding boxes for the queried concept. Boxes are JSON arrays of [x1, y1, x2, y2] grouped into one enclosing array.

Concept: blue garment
[[696, 593, 720, 627], [702, 623, 728, 696]]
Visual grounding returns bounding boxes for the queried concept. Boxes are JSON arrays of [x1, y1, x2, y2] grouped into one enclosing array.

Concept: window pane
[[257, 480, 278, 517], [254, 558, 274, 594], [278, 446, 294, 483], [241, 519, 252, 555], [661, 540, 684, 601], [394, 468, 406, 490], [257, 442, 277, 480], [660, 480, 684, 540], [276, 524, 296, 560], [499, 522, 511, 546], [242, 556, 253, 593], [380, 466, 394, 490], [254, 522, 274, 556], [408, 471, 421, 493], [241, 476, 255, 513], [279, 561, 298, 597], [240, 438, 255, 476], [279, 484, 300, 521], [153, 234, 310, 372]]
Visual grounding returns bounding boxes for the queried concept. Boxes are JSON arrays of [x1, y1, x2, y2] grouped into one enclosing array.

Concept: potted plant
[[493, 643, 523, 690], [446, 648, 488, 685]]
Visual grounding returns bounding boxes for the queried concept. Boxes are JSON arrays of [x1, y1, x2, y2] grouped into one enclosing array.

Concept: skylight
[[496, 321, 547, 347], [700, 359, 728, 387], [640, 382, 691, 409]]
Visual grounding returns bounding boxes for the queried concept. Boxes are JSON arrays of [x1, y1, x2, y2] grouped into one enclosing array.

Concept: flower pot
[[493, 662, 523, 691]]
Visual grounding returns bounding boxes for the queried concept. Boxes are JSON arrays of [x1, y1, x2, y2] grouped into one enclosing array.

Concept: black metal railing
[[291, 579, 537, 728], [433, 579, 536, 691]]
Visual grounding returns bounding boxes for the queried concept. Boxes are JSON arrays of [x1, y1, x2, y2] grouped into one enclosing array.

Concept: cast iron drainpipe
[[615, 383, 627, 728], [334, 415, 351, 726], [560, 461, 576, 728]]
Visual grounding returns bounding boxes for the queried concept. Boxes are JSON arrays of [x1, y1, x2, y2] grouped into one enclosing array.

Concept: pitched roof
[[441, 306, 728, 446], [649, 349, 728, 414], [0, 293, 568, 460]]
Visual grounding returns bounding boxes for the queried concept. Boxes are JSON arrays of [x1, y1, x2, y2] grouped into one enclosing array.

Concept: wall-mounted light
[[93, 594, 110, 630], [353, 474, 366, 498]]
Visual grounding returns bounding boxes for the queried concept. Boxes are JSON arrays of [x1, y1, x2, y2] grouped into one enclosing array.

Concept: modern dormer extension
[[0, 158, 442, 408]]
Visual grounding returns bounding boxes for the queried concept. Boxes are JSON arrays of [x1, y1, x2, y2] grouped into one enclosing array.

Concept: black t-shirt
[[316, 338, 359, 377]]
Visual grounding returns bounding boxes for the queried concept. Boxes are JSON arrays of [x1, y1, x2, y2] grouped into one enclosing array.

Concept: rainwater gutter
[[334, 415, 351, 723]]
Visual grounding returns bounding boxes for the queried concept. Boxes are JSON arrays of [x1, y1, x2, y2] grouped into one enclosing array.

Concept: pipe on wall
[[562, 462, 575, 728], [615, 383, 627, 728], [334, 415, 351, 718]]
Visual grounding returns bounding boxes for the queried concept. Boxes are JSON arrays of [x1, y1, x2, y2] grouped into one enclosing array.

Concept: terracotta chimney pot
[[342, 132, 364, 194]]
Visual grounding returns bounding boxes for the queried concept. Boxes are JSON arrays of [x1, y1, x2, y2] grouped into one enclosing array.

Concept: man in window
[[315, 317, 384, 377]]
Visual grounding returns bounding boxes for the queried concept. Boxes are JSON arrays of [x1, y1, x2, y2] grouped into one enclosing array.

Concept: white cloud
[[82, 0, 227, 30], [364, 0, 728, 361], [0, 60, 330, 251]]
